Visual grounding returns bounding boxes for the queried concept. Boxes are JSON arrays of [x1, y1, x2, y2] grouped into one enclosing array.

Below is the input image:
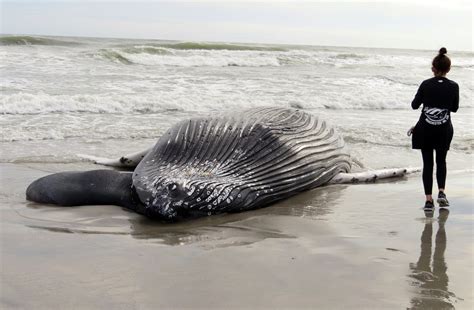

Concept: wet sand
[[1, 163, 473, 309]]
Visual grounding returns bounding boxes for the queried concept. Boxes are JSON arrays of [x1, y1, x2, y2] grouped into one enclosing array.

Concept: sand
[[1, 162, 473, 309]]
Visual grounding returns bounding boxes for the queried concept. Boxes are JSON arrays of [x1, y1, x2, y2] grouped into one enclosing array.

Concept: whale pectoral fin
[[329, 167, 421, 184], [78, 148, 151, 168], [78, 154, 122, 166]]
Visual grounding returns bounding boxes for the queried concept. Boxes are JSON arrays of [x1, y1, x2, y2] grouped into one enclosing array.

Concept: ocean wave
[[372, 75, 418, 86], [276, 51, 393, 67], [94, 48, 280, 67], [151, 42, 286, 51], [0, 35, 80, 46], [88, 45, 474, 70], [0, 91, 429, 116], [452, 64, 474, 70], [329, 53, 367, 60], [96, 49, 134, 64], [0, 92, 176, 114], [121, 45, 172, 55]]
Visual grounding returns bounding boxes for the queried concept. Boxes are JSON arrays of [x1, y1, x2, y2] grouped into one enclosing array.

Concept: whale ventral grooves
[[132, 107, 351, 221]]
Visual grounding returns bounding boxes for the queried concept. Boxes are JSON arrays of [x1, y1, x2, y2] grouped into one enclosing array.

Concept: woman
[[411, 47, 459, 210]]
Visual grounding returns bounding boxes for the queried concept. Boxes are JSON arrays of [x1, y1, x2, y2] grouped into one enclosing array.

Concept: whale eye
[[167, 183, 178, 192], [166, 182, 182, 198]]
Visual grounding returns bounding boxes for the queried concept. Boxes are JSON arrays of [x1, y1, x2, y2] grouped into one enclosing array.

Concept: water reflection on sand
[[23, 185, 345, 247], [408, 209, 459, 309]]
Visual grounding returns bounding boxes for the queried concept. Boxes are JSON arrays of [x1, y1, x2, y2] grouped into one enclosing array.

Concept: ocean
[[1, 34, 473, 168]]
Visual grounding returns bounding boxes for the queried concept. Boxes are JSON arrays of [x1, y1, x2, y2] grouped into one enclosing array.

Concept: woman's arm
[[451, 83, 459, 112], [411, 82, 424, 109]]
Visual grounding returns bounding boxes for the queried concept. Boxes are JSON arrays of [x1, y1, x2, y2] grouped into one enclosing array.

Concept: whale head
[[134, 178, 195, 221]]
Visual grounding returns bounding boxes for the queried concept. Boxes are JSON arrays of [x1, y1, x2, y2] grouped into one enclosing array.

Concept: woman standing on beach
[[411, 47, 459, 210]]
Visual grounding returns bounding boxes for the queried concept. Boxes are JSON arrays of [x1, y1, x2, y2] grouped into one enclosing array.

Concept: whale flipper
[[78, 148, 152, 168], [329, 167, 421, 184]]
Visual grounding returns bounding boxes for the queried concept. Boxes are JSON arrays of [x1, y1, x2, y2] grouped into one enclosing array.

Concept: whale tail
[[329, 167, 421, 184]]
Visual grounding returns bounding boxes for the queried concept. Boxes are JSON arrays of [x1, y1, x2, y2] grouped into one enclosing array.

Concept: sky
[[0, 0, 472, 51]]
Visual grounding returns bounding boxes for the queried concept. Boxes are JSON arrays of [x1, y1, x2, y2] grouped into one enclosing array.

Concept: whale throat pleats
[[132, 108, 351, 220]]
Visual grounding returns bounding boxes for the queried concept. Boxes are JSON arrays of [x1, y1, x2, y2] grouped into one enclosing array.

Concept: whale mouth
[[138, 195, 186, 222], [132, 186, 179, 222], [132, 176, 192, 221], [152, 202, 178, 221]]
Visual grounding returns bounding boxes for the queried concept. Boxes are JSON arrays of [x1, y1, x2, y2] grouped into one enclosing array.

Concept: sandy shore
[[1, 162, 472, 309]]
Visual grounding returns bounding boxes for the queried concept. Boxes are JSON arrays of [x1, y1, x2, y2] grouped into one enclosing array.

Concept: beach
[[1, 35, 473, 309], [1, 162, 473, 309]]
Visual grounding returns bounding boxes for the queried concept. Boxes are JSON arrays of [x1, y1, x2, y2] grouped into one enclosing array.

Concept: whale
[[26, 107, 415, 221]]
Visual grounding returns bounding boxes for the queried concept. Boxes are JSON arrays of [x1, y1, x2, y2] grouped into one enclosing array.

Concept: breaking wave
[[0, 35, 80, 46], [330, 53, 367, 60], [0, 89, 442, 116], [94, 47, 280, 67], [93, 47, 380, 68], [96, 49, 134, 64], [152, 42, 287, 51], [121, 46, 172, 55], [372, 75, 418, 86]]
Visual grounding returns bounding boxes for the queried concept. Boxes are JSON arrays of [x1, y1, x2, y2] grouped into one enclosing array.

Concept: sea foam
[[1, 35, 472, 158]]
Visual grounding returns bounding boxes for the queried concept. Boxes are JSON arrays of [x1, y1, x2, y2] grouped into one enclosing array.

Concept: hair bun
[[439, 47, 447, 55]]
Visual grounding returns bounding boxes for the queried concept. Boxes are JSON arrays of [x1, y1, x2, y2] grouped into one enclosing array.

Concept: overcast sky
[[1, 0, 472, 51]]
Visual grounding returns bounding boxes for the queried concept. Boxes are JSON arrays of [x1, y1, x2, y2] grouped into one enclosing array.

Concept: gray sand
[[1, 163, 473, 309]]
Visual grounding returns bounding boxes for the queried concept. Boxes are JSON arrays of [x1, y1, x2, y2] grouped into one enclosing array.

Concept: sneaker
[[423, 200, 435, 210], [437, 192, 450, 207]]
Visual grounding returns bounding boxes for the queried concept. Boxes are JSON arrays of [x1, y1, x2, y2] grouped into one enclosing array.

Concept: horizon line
[[2, 32, 470, 54]]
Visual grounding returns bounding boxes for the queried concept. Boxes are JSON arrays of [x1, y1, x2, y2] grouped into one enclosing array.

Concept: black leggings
[[421, 149, 448, 195]]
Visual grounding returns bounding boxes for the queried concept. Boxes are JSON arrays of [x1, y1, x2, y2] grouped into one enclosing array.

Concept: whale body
[[27, 107, 353, 221]]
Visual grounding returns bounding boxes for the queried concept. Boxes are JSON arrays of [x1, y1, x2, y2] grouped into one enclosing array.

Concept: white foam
[[1, 39, 473, 157], [1, 72, 472, 116], [124, 50, 281, 67]]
